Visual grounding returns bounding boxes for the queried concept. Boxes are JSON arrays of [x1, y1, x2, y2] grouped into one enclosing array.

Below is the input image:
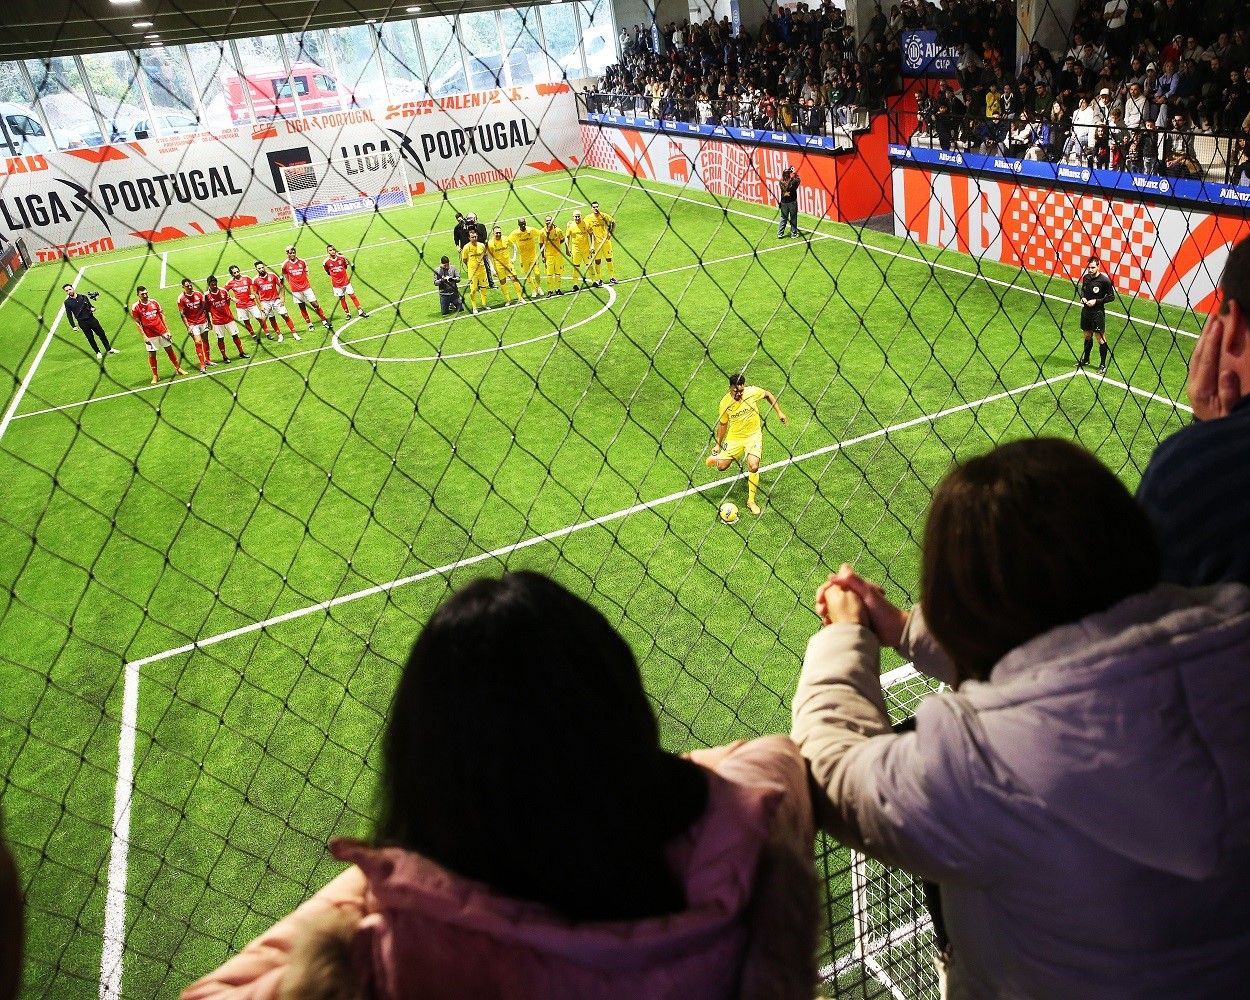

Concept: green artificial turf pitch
[[0, 167, 1199, 998]]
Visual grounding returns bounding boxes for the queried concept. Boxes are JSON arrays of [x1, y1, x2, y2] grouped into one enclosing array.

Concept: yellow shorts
[[593, 239, 614, 259], [492, 260, 516, 280], [570, 246, 590, 267], [546, 256, 565, 275], [720, 434, 762, 463], [468, 270, 488, 290], [519, 255, 539, 275]]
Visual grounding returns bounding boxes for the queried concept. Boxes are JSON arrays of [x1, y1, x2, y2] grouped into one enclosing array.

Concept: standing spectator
[[1138, 236, 1250, 585], [452, 211, 471, 252], [1104, 0, 1130, 58], [63, 284, 117, 361], [1123, 80, 1150, 130], [792, 438, 1250, 1000], [185, 572, 818, 1000], [777, 165, 800, 239]]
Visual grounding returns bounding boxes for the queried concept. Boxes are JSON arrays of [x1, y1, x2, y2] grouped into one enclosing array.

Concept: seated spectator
[[183, 572, 818, 1000], [1161, 113, 1201, 177], [1232, 136, 1250, 185], [1005, 111, 1037, 157], [792, 437, 1250, 998]]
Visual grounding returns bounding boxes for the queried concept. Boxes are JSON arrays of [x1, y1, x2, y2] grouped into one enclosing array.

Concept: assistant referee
[[63, 284, 117, 360], [1076, 258, 1115, 373]]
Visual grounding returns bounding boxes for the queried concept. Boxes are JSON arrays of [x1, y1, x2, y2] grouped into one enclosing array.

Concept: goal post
[[281, 150, 413, 226]]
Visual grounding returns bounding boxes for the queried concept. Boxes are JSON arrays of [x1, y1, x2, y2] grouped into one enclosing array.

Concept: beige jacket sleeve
[[791, 623, 996, 885], [181, 866, 368, 1000], [898, 603, 958, 686]]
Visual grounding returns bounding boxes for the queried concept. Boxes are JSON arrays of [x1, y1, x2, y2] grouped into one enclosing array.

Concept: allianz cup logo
[[904, 36, 924, 69], [1159, 179, 1170, 193], [1081, 168, 1091, 181]]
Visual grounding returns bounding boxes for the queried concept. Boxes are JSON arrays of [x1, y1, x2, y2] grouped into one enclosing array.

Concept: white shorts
[[144, 334, 172, 352], [237, 305, 263, 322], [290, 288, 318, 304], [332, 284, 355, 298], [259, 299, 288, 317], [187, 322, 210, 338], [211, 322, 238, 338]]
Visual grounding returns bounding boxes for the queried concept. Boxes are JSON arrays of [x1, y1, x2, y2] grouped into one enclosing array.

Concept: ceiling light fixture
[[406, 5, 421, 12], [132, 21, 154, 28]]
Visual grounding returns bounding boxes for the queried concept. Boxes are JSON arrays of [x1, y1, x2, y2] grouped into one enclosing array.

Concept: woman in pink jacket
[[184, 571, 817, 1000]]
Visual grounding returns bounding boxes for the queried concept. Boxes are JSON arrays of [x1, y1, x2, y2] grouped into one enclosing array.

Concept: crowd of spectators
[[910, 0, 1250, 184], [585, 0, 1249, 184], [586, 3, 899, 137]]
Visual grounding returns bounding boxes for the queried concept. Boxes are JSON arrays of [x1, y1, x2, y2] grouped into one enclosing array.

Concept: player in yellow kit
[[487, 225, 524, 305], [539, 216, 566, 296], [586, 200, 617, 285], [705, 373, 788, 516], [460, 229, 490, 312], [509, 218, 542, 297], [565, 210, 592, 289]]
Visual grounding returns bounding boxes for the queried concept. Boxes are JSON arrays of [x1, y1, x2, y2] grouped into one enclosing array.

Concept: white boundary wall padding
[[0, 83, 581, 260], [891, 164, 1250, 313], [282, 151, 413, 227]]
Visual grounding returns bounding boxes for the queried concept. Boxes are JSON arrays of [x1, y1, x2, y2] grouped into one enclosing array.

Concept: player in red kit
[[254, 261, 298, 342], [282, 246, 332, 335], [205, 275, 250, 362], [177, 277, 215, 373], [226, 264, 268, 340], [131, 286, 186, 384], [324, 244, 366, 319]]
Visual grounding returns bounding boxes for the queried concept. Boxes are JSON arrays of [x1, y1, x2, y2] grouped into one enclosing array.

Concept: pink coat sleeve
[[181, 866, 367, 1000]]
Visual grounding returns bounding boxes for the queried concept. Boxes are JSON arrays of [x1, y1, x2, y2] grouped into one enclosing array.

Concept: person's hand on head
[[1188, 298, 1249, 421]]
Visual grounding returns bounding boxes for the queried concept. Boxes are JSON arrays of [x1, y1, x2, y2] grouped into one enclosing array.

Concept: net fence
[[0, 1, 1241, 997]]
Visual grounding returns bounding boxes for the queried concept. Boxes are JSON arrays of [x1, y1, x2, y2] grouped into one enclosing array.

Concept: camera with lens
[[87, 291, 100, 300]]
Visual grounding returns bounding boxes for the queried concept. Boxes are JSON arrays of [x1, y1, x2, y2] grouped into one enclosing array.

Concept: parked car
[[221, 62, 355, 123], [130, 110, 201, 140], [0, 102, 83, 154]]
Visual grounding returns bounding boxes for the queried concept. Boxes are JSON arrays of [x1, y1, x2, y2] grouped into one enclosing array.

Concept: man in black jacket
[[1076, 258, 1115, 373], [63, 284, 117, 360], [777, 166, 800, 239]]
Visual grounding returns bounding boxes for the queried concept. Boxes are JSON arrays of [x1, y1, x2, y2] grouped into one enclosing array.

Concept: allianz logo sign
[[804, 136, 824, 146], [713, 127, 728, 135], [1130, 176, 1170, 192], [1219, 187, 1250, 202], [1056, 166, 1091, 181], [770, 132, 788, 141], [937, 151, 963, 164]]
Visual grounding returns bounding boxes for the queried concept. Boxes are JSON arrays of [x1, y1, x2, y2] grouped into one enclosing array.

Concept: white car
[[0, 102, 83, 154], [130, 111, 201, 140]]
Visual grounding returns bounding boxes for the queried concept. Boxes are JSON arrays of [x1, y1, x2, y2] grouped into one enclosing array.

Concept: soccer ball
[[719, 501, 739, 525]]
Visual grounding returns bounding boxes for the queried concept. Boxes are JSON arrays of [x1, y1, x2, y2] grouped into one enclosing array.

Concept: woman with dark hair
[[185, 572, 816, 1000], [792, 438, 1250, 997]]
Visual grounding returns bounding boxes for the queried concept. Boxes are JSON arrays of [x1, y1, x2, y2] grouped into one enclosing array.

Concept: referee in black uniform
[[1076, 258, 1114, 373], [63, 284, 117, 360]]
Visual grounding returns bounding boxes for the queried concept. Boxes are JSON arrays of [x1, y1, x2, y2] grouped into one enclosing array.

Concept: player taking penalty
[[324, 245, 366, 318], [131, 286, 186, 384], [705, 373, 788, 516], [205, 276, 250, 362]]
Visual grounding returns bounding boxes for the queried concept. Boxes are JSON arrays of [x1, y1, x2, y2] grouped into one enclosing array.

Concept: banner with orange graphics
[[892, 165, 1250, 313]]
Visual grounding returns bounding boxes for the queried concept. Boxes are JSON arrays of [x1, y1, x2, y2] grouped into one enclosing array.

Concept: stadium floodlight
[[281, 151, 413, 226]]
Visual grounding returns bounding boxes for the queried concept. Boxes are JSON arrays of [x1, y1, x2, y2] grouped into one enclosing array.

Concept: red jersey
[[226, 275, 256, 308], [131, 299, 168, 337], [254, 271, 282, 303], [281, 257, 312, 293], [205, 288, 235, 326], [323, 255, 351, 288], [177, 290, 209, 326]]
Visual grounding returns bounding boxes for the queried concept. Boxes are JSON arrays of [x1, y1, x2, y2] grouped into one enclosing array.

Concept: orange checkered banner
[[0, 83, 581, 260], [893, 165, 1250, 313]]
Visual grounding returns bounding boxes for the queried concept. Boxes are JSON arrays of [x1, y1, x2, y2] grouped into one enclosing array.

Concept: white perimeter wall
[[0, 84, 582, 261], [892, 165, 1250, 313]]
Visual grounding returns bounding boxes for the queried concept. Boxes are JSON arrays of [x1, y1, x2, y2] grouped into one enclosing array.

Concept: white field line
[[97, 370, 1076, 999], [14, 230, 831, 423], [585, 172, 1199, 341], [0, 265, 86, 448], [1089, 370, 1194, 413], [159, 251, 168, 290]]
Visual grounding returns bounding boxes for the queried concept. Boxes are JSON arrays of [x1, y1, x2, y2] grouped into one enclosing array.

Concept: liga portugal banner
[[0, 83, 581, 261], [892, 165, 1250, 313]]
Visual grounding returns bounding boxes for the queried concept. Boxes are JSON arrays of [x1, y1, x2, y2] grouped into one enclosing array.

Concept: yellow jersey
[[717, 386, 767, 440], [586, 210, 615, 243], [461, 241, 488, 277], [565, 219, 591, 254], [510, 227, 540, 261], [539, 226, 565, 257], [486, 237, 513, 268]]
